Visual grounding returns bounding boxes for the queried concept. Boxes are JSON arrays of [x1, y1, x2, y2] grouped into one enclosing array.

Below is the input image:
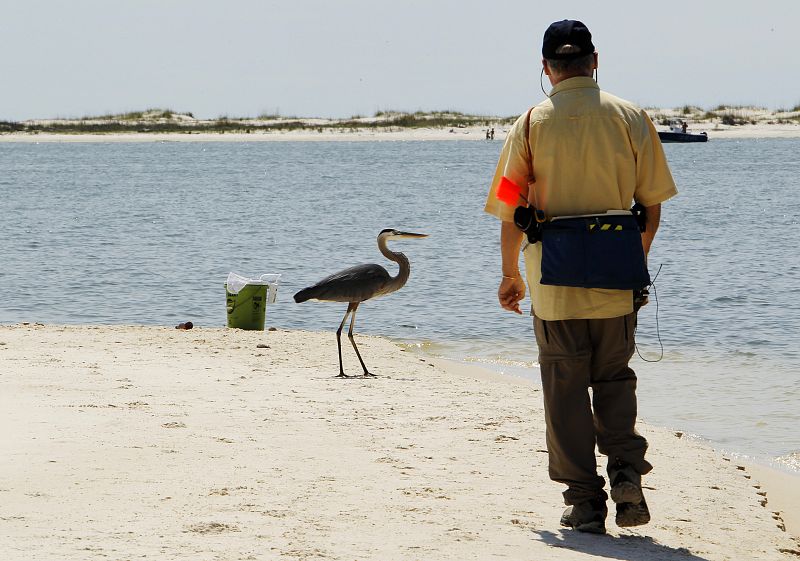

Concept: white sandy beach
[[1, 324, 798, 560], [1, 120, 799, 143]]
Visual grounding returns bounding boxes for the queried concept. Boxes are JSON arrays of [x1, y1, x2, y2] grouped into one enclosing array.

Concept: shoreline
[[1, 324, 797, 559], [433, 356, 800, 540], [2, 121, 800, 143], [433, 351, 800, 478]]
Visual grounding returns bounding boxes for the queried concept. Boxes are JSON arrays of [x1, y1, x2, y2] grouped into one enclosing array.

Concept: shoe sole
[[616, 500, 651, 527], [610, 481, 644, 505], [612, 482, 650, 527]]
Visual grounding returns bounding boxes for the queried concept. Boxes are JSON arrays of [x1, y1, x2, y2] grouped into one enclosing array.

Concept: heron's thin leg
[[335, 304, 355, 377], [347, 303, 373, 377]]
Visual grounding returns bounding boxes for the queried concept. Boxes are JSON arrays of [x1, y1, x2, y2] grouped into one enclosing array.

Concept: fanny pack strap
[[524, 107, 534, 184], [523, 107, 545, 221]]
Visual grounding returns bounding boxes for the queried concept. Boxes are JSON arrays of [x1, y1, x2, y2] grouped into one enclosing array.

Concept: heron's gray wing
[[294, 263, 391, 303]]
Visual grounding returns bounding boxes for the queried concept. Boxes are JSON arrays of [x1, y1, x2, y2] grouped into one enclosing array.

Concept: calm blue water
[[1, 138, 799, 470]]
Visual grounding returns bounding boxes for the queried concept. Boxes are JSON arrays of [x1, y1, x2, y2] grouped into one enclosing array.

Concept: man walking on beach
[[484, 20, 677, 534]]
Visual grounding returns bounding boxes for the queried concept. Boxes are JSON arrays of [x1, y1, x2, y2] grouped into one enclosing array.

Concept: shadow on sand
[[533, 529, 710, 561]]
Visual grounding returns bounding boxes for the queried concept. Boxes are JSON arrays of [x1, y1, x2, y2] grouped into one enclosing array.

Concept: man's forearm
[[501, 221, 524, 276], [641, 203, 661, 255]]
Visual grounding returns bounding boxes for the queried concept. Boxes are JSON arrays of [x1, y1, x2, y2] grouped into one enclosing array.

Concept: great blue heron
[[293, 229, 427, 377]]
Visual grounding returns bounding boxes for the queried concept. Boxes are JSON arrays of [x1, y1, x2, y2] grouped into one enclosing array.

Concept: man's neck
[[550, 71, 593, 86]]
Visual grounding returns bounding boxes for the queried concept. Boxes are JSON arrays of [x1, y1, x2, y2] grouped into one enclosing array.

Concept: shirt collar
[[549, 76, 599, 97]]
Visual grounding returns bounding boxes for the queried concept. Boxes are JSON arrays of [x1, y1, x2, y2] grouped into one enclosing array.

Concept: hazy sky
[[2, 0, 798, 120]]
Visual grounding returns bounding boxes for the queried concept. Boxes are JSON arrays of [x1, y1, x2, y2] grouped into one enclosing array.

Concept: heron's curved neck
[[379, 237, 411, 290]]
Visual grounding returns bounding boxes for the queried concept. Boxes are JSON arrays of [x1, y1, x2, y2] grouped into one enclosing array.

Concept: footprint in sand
[[184, 522, 240, 534]]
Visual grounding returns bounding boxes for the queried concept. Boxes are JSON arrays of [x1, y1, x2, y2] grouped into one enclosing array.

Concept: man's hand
[[498, 276, 526, 314], [498, 221, 526, 314]]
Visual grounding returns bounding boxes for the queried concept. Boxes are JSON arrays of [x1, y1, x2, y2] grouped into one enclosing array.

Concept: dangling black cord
[[635, 264, 664, 363], [540, 67, 549, 98]]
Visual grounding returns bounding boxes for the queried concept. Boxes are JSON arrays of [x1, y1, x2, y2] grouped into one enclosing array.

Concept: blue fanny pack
[[539, 212, 650, 290]]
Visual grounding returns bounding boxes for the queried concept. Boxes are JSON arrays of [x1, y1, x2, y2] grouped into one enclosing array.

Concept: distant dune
[[2, 106, 799, 141]]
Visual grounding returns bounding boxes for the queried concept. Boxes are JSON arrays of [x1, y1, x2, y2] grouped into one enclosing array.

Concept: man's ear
[[593, 52, 599, 70], [542, 59, 551, 76]]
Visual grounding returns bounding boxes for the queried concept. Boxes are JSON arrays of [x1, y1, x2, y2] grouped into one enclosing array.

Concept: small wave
[[396, 340, 448, 353], [711, 295, 747, 304], [746, 339, 771, 346], [775, 451, 800, 472], [462, 356, 539, 370]]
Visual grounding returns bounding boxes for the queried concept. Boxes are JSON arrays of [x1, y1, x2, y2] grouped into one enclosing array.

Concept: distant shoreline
[[2, 124, 799, 143], [2, 106, 800, 142]]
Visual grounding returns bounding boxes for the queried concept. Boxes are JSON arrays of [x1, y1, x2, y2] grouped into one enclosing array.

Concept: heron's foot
[[335, 372, 375, 379]]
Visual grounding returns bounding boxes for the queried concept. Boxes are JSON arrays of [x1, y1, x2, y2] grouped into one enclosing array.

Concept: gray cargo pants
[[534, 312, 652, 505]]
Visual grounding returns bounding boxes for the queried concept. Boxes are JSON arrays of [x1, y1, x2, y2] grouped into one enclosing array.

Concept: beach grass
[[4, 109, 516, 135], [649, 104, 800, 127], [4, 105, 800, 136]]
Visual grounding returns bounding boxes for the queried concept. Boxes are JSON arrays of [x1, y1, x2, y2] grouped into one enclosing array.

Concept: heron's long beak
[[394, 231, 428, 239]]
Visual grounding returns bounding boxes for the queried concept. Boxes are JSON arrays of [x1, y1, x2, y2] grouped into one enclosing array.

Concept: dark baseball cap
[[542, 19, 595, 59]]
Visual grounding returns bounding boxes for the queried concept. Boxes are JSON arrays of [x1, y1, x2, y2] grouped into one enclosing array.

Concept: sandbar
[[0, 324, 797, 560]]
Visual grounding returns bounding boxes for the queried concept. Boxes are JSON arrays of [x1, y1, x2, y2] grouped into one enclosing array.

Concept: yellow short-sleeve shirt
[[485, 77, 678, 320]]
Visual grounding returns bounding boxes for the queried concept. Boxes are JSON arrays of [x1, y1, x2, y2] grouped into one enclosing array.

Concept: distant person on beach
[[490, 127, 495, 140], [484, 20, 677, 534]]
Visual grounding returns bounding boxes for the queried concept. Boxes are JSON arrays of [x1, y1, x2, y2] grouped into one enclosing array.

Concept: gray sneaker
[[610, 465, 650, 527], [560, 497, 607, 534], [615, 497, 650, 527]]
